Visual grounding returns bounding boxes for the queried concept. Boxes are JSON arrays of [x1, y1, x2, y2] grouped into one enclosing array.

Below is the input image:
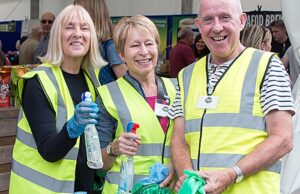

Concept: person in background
[[97, 15, 176, 193], [6, 39, 22, 65], [170, 0, 294, 193], [0, 40, 9, 66], [74, 0, 127, 84], [15, 40, 21, 52], [33, 11, 55, 64], [193, 33, 210, 59], [20, 35, 29, 46], [9, 4, 106, 193], [19, 24, 43, 64], [270, 19, 291, 58], [169, 26, 196, 78], [241, 25, 272, 51]]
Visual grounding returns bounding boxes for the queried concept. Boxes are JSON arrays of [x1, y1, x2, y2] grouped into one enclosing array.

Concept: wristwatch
[[106, 142, 117, 157], [232, 165, 244, 183]]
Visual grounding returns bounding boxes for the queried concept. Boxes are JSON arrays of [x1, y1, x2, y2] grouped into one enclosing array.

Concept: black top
[[22, 69, 94, 193], [271, 38, 291, 58]]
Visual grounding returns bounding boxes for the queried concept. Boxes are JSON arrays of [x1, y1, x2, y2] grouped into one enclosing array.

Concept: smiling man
[[169, 0, 295, 193]]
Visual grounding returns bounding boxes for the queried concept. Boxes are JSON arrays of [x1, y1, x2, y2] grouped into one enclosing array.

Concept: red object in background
[[5, 57, 11, 66], [0, 67, 11, 107]]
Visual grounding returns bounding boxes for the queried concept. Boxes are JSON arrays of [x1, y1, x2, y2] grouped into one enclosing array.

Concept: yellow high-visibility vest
[[9, 63, 98, 194], [178, 48, 280, 194], [98, 76, 176, 193]]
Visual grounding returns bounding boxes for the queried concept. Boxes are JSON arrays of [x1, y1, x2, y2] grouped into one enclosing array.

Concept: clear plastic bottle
[[82, 92, 103, 169], [118, 155, 134, 194], [117, 122, 139, 194]]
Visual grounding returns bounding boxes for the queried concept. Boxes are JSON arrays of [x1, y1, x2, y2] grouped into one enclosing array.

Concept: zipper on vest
[[197, 109, 206, 171], [161, 117, 170, 164]]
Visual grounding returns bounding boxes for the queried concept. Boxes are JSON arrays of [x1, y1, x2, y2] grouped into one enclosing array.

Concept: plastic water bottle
[[82, 92, 103, 169], [117, 122, 139, 194], [118, 155, 134, 194]]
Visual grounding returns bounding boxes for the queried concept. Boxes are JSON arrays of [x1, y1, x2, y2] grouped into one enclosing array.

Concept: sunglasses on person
[[41, 20, 53, 24]]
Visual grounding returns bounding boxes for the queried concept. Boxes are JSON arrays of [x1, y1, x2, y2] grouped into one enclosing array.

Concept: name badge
[[155, 101, 170, 117], [197, 96, 219, 109]]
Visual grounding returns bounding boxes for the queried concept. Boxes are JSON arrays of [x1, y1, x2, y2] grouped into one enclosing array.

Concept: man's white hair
[[198, 0, 243, 17]]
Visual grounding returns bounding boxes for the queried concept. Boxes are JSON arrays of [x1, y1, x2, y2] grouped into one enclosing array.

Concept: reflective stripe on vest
[[87, 66, 100, 89], [10, 64, 97, 194], [107, 81, 132, 130], [16, 120, 78, 160], [29, 65, 68, 130], [105, 172, 147, 185], [191, 155, 281, 174], [12, 160, 74, 193], [185, 113, 265, 133], [99, 77, 175, 193]]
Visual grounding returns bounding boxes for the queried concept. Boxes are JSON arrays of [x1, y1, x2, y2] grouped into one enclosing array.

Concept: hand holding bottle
[[113, 131, 141, 156], [118, 122, 140, 194], [66, 98, 99, 138], [79, 92, 103, 169]]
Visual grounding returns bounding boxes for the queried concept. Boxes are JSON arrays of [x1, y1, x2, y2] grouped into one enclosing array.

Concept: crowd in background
[[1, 11, 299, 85]]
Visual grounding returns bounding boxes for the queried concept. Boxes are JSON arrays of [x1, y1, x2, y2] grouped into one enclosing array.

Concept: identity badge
[[155, 99, 170, 117], [197, 96, 219, 109]]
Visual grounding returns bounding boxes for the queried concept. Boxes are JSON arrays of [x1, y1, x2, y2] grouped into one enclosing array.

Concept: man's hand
[[171, 117, 194, 191], [199, 168, 236, 194], [175, 174, 187, 192], [160, 163, 176, 189]]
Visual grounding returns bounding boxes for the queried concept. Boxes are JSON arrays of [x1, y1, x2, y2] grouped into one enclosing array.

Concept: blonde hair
[[74, 0, 113, 42], [42, 4, 106, 69], [262, 27, 272, 45], [241, 25, 271, 50], [113, 15, 160, 55]]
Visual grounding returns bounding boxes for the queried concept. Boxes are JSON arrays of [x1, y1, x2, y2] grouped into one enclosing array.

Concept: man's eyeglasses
[[41, 20, 53, 24]]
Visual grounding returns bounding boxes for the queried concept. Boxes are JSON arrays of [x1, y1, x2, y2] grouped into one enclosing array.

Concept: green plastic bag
[[93, 170, 106, 193], [178, 170, 206, 194], [132, 183, 173, 194]]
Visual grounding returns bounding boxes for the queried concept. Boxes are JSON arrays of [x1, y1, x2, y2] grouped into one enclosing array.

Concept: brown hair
[[270, 19, 286, 30], [74, 0, 113, 42]]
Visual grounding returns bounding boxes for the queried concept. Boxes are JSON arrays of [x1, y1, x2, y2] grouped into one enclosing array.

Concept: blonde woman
[[9, 4, 106, 193], [241, 25, 272, 51], [97, 15, 176, 193]]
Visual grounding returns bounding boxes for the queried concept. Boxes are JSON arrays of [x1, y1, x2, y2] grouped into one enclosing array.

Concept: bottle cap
[[127, 122, 139, 133], [81, 91, 92, 102]]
